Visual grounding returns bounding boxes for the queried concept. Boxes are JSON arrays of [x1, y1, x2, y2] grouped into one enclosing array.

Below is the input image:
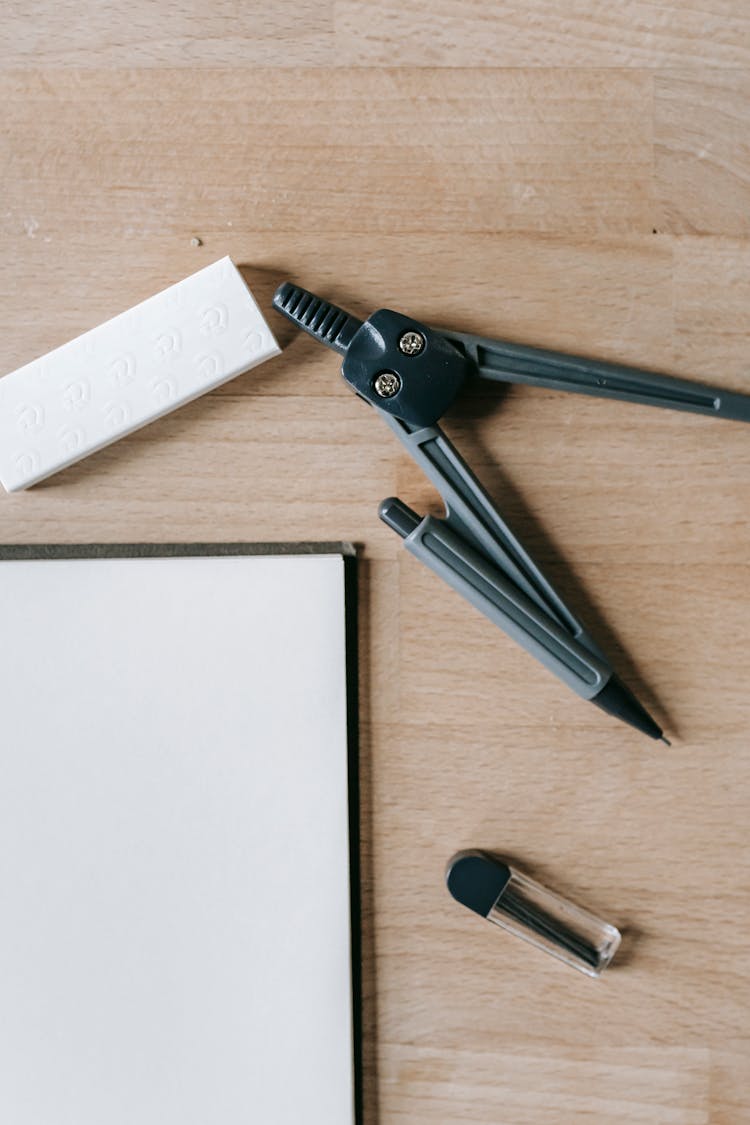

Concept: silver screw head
[[398, 330, 425, 356], [373, 371, 402, 398]]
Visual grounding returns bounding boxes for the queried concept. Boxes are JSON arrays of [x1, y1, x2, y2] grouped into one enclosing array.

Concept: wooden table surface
[[2, 5, 749, 1122]]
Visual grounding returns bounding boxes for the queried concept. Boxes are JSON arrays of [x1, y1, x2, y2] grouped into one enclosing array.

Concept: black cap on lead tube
[[446, 850, 511, 916]]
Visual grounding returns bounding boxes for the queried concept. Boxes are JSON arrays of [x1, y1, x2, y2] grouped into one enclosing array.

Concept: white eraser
[[0, 257, 281, 491]]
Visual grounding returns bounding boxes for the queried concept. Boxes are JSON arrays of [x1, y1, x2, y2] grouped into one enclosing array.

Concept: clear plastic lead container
[[489, 866, 621, 977]]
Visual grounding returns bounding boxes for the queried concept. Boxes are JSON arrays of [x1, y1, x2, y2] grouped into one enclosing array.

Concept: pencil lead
[[659, 735, 671, 747]]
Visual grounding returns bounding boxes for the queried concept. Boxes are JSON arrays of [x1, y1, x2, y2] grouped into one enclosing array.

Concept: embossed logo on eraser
[[63, 379, 91, 411], [244, 331, 266, 356], [16, 402, 45, 433], [200, 304, 228, 335], [196, 353, 224, 381], [14, 451, 40, 481], [103, 402, 130, 430], [155, 330, 181, 358], [151, 378, 177, 405], [107, 354, 136, 388], [59, 426, 85, 454]]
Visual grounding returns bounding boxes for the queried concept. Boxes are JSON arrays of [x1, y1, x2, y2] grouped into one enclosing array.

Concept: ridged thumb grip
[[272, 282, 362, 356]]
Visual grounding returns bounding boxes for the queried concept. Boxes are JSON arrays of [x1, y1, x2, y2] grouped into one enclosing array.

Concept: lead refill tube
[[446, 851, 621, 977]]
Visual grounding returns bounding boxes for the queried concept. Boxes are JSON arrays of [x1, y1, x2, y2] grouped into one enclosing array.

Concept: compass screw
[[374, 371, 402, 398], [398, 330, 425, 356]]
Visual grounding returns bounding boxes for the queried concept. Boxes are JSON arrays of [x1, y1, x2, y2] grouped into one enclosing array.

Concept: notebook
[[0, 544, 358, 1125]]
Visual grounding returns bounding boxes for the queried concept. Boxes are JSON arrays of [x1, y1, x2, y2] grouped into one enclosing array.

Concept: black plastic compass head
[[273, 282, 473, 427], [341, 308, 472, 427]]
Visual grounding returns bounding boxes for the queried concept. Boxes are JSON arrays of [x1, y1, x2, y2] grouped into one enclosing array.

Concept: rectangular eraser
[[0, 257, 281, 491]]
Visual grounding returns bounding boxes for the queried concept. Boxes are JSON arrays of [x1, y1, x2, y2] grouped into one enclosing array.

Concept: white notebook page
[[0, 551, 355, 1125]]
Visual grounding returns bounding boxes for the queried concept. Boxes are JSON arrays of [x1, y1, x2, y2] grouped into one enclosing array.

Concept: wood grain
[[336, 1, 750, 70], [656, 71, 750, 234], [2, 1, 749, 69], [0, 1, 335, 67], [2, 4, 750, 1122], [0, 70, 655, 238]]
